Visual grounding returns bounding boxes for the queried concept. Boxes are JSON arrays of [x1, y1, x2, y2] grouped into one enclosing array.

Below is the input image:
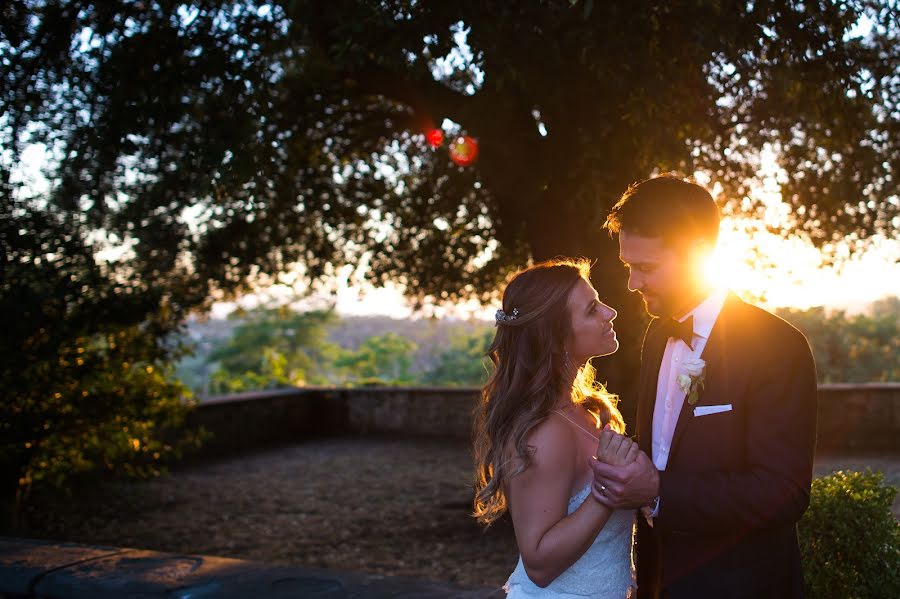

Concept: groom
[[590, 175, 818, 598]]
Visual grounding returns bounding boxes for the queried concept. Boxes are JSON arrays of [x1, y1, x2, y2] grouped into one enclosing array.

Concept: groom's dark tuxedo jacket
[[634, 294, 817, 599]]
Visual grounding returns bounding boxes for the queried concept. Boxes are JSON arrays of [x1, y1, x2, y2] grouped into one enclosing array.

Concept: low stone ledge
[[0, 537, 503, 598], [189, 384, 900, 456], [816, 383, 900, 454]]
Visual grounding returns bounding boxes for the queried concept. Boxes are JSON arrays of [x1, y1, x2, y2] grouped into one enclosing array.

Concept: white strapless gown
[[503, 483, 636, 599]]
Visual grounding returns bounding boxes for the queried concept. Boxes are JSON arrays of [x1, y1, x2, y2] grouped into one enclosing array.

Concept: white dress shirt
[[651, 288, 729, 472]]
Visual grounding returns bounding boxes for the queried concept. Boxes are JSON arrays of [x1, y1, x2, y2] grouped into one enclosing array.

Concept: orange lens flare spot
[[449, 135, 479, 166]]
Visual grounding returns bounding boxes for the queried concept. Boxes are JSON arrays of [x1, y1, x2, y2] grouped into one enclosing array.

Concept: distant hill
[[176, 295, 899, 394], [176, 313, 494, 394]]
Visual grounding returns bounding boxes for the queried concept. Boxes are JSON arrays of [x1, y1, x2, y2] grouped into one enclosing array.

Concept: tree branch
[[343, 63, 480, 134]]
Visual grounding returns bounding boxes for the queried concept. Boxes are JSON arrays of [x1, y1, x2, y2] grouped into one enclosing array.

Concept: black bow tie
[[658, 315, 694, 350]]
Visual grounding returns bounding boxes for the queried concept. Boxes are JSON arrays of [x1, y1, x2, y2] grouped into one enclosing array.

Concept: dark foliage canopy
[[3, 0, 897, 308]]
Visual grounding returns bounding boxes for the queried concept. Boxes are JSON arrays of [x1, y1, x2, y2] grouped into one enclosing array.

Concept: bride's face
[[566, 278, 618, 364]]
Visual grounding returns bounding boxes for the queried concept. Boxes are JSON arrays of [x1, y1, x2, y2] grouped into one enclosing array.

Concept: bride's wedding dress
[[503, 483, 636, 599]]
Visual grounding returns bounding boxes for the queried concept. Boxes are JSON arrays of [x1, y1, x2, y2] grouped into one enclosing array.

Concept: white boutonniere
[[676, 357, 706, 405]]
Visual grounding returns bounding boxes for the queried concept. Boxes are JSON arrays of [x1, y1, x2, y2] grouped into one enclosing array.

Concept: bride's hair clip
[[495, 308, 520, 324]]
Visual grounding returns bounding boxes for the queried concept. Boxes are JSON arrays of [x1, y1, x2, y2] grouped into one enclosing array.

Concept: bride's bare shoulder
[[503, 414, 577, 472]]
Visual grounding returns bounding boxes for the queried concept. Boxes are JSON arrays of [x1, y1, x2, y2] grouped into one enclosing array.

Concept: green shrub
[[799, 470, 899, 599]]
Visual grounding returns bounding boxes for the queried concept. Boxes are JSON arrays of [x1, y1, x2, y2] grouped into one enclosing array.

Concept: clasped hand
[[590, 425, 659, 510]]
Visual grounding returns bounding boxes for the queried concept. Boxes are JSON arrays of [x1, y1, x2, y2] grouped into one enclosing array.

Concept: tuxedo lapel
[[637, 320, 668, 454], [668, 294, 743, 458]]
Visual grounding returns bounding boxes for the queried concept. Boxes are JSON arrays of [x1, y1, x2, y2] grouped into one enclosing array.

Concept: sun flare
[[697, 159, 899, 313], [704, 216, 899, 312]]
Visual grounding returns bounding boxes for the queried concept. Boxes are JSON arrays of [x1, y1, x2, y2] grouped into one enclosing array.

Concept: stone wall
[[186, 384, 900, 458], [816, 383, 900, 454], [186, 387, 347, 457]]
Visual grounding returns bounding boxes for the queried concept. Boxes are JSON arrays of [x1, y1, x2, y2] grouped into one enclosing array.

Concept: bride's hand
[[595, 426, 640, 467]]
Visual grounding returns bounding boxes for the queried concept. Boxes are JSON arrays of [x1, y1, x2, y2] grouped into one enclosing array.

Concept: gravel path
[[20, 437, 900, 589], [23, 437, 519, 589]]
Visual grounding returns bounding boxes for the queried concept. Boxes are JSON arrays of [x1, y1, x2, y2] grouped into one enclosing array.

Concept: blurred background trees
[[777, 296, 900, 383], [205, 308, 340, 392], [175, 299, 898, 395], [333, 333, 419, 386], [422, 329, 493, 387], [181, 309, 492, 390]]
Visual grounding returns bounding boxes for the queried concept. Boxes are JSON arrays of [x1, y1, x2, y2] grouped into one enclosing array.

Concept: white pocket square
[[693, 404, 732, 417]]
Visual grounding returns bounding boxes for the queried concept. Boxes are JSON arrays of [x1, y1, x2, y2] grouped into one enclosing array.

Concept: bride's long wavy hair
[[472, 258, 624, 526]]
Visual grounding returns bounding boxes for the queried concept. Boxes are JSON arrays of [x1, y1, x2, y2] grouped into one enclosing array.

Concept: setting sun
[[698, 154, 899, 313], [708, 225, 898, 312]]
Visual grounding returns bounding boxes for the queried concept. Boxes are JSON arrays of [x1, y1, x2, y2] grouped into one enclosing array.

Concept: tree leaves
[[5, 1, 896, 310]]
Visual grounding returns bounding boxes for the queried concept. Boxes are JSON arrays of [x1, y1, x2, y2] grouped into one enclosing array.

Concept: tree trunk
[[524, 189, 647, 432], [0, 475, 24, 536]]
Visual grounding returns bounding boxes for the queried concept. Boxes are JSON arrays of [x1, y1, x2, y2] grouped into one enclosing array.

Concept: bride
[[473, 258, 638, 598]]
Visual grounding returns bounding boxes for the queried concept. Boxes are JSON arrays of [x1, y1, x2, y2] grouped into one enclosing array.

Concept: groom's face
[[618, 231, 692, 318]]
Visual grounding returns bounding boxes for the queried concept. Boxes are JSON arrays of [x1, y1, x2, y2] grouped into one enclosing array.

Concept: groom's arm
[[653, 327, 817, 534]]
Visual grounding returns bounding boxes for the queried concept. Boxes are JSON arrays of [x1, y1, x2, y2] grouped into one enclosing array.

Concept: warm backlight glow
[[704, 216, 899, 310], [212, 160, 897, 319], [695, 158, 899, 312]]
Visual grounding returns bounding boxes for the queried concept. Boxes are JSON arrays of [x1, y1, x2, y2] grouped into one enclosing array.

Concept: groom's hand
[[589, 448, 659, 510]]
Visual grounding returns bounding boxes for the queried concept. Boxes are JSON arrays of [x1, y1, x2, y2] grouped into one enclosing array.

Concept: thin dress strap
[[552, 409, 600, 441]]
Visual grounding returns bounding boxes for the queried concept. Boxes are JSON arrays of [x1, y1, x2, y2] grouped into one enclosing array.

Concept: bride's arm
[[506, 419, 635, 588]]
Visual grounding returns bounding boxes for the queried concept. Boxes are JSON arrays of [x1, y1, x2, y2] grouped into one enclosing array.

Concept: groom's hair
[[604, 174, 720, 246]]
